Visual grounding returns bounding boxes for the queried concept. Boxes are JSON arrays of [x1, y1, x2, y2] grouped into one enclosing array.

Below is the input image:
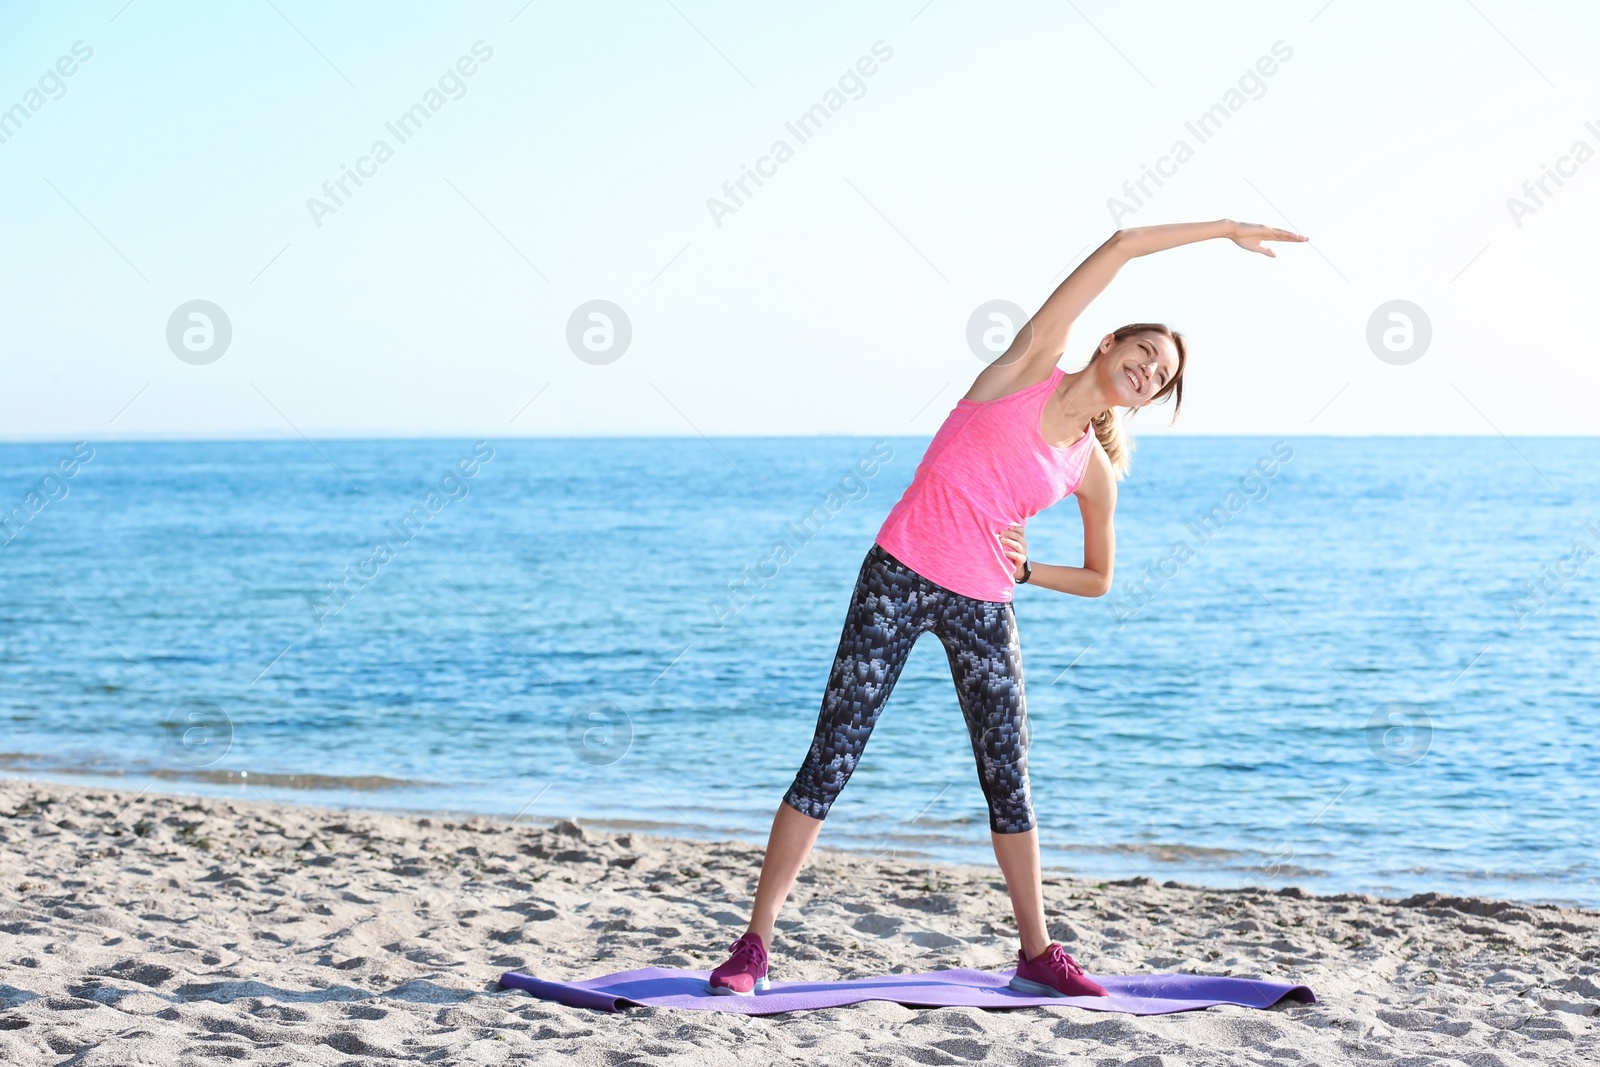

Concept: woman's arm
[[1000, 448, 1117, 597], [965, 218, 1305, 403]]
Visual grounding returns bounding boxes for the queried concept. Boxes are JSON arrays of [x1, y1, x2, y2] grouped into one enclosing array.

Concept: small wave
[[142, 768, 432, 791], [0, 752, 431, 791], [1067, 841, 1251, 862]]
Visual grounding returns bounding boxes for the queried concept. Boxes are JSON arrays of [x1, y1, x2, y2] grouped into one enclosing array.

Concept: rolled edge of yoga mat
[[499, 971, 632, 1013]]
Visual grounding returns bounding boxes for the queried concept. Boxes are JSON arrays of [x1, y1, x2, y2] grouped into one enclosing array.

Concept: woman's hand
[[1000, 524, 1028, 581], [1227, 220, 1308, 257]]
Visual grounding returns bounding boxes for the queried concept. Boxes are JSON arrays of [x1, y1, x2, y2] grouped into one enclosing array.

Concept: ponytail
[[1092, 407, 1133, 480]]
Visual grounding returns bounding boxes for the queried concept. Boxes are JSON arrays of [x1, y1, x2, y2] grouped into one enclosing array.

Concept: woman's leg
[[934, 597, 1051, 959], [991, 826, 1050, 960], [744, 800, 823, 951], [741, 545, 933, 950]]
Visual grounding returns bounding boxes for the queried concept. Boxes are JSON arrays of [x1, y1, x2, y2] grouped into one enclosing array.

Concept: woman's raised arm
[[965, 218, 1306, 403]]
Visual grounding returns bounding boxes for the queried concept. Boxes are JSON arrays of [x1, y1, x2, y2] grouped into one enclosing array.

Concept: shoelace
[[1045, 945, 1085, 979], [726, 936, 764, 969]]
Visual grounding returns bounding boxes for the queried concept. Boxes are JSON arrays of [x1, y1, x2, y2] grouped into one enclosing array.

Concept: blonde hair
[[1088, 323, 1187, 481]]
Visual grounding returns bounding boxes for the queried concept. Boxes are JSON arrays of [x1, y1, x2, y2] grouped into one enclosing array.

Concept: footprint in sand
[[851, 914, 902, 937]]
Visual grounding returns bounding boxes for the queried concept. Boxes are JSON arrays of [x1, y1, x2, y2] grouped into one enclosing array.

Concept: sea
[[2, 436, 1595, 907]]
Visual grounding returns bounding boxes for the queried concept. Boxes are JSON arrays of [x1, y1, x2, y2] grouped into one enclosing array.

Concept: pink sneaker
[[707, 932, 769, 996], [1009, 942, 1108, 997]]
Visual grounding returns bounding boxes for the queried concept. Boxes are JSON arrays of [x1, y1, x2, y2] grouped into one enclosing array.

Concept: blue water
[[1, 437, 1596, 906]]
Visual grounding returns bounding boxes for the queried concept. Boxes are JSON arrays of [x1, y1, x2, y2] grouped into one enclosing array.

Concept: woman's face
[[1100, 332, 1180, 408]]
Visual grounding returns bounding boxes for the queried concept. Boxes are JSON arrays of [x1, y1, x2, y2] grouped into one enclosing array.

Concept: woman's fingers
[[1238, 222, 1308, 243], [999, 525, 1027, 565]]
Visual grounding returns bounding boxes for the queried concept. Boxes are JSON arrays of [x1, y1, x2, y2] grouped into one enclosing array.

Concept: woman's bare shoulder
[[962, 359, 1060, 404]]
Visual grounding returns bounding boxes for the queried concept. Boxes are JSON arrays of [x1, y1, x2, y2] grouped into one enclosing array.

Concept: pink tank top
[[875, 366, 1096, 602]]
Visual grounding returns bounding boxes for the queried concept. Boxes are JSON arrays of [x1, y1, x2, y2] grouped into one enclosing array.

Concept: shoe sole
[[1007, 975, 1066, 997], [1008, 974, 1105, 997], [706, 976, 770, 996]]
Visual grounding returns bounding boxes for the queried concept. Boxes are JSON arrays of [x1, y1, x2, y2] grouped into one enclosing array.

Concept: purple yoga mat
[[499, 965, 1316, 1017]]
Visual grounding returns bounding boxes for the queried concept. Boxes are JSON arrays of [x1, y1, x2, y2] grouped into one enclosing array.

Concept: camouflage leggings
[[782, 542, 1035, 834]]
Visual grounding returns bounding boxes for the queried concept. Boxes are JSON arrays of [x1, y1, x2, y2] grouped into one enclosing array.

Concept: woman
[[708, 218, 1308, 997]]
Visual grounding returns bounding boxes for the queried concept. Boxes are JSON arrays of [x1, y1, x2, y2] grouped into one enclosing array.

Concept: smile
[[1124, 366, 1142, 395]]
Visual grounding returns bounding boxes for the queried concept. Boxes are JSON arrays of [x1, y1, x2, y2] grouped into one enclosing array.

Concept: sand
[[1, 777, 1596, 1066]]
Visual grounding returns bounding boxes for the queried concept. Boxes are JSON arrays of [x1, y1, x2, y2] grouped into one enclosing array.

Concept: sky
[[1, 0, 1597, 441]]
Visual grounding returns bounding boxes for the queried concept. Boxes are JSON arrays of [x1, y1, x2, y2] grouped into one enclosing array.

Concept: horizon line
[[2, 431, 1598, 445]]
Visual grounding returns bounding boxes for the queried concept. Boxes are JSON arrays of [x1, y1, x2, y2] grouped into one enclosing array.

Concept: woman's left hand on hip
[[1000, 524, 1028, 580]]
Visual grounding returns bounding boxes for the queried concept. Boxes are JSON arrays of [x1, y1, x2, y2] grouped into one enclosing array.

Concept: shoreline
[[4, 767, 1593, 912], [3, 776, 1598, 1065]]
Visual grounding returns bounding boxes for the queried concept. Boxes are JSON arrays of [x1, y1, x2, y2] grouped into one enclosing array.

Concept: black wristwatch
[[1018, 558, 1032, 584]]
